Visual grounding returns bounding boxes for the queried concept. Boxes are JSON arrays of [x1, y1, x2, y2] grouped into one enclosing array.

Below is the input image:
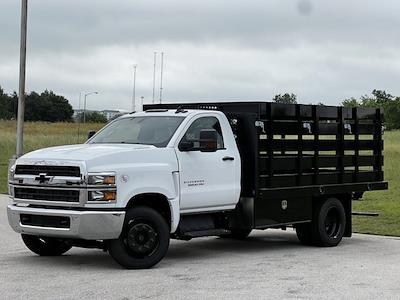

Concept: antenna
[[152, 52, 157, 104], [132, 64, 137, 111], [159, 52, 164, 104], [77, 92, 82, 143]]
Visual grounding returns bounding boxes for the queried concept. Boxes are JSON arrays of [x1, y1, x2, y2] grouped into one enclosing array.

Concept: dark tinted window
[[181, 117, 224, 149]]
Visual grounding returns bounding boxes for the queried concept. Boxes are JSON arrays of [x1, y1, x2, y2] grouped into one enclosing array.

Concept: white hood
[[17, 143, 179, 173], [20, 144, 154, 161]]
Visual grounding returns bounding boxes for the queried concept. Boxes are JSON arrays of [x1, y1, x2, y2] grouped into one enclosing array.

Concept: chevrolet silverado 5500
[[7, 102, 387, 269]]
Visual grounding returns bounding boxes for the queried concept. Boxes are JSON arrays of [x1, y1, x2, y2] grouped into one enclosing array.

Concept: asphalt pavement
[[1, 194, 399, 299]]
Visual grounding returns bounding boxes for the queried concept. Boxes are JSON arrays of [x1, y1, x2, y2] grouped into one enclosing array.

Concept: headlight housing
[[87, 172, 117, 202], [89, 190, 117, 202], [8, 164, 15, 182], [87, 173, 116, 186]]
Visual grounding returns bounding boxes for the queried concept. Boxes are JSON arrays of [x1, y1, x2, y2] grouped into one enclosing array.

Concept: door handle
[[222, 156, 235, 161]]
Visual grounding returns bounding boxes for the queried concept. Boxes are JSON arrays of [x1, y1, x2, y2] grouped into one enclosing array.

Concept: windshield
[[88, 116, 185, 147]]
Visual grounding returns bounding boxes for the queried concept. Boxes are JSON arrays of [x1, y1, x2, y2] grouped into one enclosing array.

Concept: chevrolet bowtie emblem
[[35, 173, 51, 184]]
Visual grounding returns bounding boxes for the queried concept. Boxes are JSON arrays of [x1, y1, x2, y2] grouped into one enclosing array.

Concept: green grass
[[352, 130, 400, 236], [0, 121, 105, 194], [0, 121, 399, 236]]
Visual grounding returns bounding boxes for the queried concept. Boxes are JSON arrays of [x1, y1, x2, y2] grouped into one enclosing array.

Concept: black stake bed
[[145, 101, 388, 229]]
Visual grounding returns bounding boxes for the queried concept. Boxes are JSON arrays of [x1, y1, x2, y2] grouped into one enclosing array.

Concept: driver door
[[176, 116, 238, 212]]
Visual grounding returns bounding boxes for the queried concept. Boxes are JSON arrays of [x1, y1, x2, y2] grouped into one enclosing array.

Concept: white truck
[[7, 102, 387, 269]]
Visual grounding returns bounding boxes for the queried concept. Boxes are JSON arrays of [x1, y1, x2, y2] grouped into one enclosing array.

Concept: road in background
[[1, 194, 399, 299]]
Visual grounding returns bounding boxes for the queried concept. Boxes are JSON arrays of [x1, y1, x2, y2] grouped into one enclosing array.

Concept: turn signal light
[[104, 191, 117, 201]]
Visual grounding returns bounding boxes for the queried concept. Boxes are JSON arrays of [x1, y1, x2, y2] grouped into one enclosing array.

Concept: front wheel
[[108, 206, 170, 269], [21, 234, 72, 256]]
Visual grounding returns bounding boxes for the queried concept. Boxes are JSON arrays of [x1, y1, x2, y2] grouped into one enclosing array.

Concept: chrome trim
[[7, 204, 125, 240], [8, 161, 118, 207], [10, 184, 117, 207], [12, 188, 87, 207], [10, 183, 116, 191]]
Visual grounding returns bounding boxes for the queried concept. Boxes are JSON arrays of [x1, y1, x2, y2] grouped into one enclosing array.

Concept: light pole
[[152, 52, 157, 104], [159, 52, 164, 104], [132, 64, 137, 111], [16, 0, 28, 158], [83, 92, 98, 124], [140, 96, 144, 111]]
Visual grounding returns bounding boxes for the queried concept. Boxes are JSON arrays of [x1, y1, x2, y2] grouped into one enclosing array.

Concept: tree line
[[273, 90, 400, 130], [0, 86, 74, 122], [1, 86, 400, 129]]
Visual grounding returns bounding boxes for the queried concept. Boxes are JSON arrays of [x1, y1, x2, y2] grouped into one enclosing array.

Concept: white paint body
[[9, 110, 241, 234]]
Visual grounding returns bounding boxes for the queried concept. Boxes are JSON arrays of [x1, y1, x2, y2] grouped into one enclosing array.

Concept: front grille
[[20, 214, 70, 228], [15, 165, 81, 177], [14, 187, 80, 202]]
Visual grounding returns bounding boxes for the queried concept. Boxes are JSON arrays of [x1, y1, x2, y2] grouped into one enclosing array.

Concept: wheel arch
[[126, 193, 173, 231]]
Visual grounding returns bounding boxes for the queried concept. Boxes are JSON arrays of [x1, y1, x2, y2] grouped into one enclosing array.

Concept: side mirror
[[199, 129, 218, 152], [87, 130, 96, 140], [179, 141, 195, 152]]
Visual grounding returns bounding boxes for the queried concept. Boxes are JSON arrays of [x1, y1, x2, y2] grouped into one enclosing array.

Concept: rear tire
[[21, 234, 72, 256], [295, 223, 314, 245], [109, 206, 170, 269], [312, 197, 346, 247]]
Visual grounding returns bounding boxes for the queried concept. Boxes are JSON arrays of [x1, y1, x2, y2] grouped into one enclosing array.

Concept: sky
[[0, 0, 400, 111]]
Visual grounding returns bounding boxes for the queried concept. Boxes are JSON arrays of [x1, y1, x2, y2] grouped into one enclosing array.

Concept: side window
[[181, 117, 224, 149]]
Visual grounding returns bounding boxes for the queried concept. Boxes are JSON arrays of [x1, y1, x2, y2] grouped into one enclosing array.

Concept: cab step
[[178, 229, 230, 240]]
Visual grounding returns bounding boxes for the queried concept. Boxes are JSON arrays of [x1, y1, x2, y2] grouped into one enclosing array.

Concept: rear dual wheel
[[296, 197, 346, 247]]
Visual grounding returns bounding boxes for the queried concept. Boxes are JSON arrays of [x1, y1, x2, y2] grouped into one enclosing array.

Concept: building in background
[[101, 109, 129, 121], [73, 109, 129, 122]]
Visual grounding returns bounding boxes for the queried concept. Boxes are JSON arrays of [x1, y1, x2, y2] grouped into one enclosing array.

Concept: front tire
[[21, 234, 72, 256], [109, 206, 170, 269]]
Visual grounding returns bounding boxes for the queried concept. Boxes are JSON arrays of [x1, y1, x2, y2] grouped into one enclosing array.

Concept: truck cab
[[7, 102, 387, 269]]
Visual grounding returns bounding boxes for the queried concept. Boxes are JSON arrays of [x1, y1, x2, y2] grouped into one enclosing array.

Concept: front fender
[[118, 171, 180, 233]]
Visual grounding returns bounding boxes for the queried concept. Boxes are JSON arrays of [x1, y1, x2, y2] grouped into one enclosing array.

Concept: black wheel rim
[[324, 207, 341, 238], [124, 219, 159, 258]]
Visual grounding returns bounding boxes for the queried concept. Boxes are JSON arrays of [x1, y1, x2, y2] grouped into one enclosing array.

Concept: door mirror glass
[[199, 129, 218, 152], [179, 141, 195, 151], [87, 130, 96, 140], [179, 117, 224, 152]]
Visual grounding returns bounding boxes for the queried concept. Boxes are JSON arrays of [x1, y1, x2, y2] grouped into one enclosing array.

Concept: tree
[[341, 90, 400, 130], [342, 97, 359, 108], [0, 86, 14, 120], [12, 90, 74, 122], [76, 111, 107, 123], [0, 87, 73, 122], [273, 93, 297, 104]]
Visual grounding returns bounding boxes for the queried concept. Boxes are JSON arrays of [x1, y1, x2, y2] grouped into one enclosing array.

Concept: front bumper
[[7, 204, 125, 240]]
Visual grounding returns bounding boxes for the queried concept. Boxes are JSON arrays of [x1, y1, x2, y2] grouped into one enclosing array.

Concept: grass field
[[0, 121, 104, 194], [0, 121, 399, 236]]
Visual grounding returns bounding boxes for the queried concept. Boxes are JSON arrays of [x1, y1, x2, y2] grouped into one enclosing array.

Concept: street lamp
[[83, 92, 98, 124], [132, 64, 137, 111], [16, 0, 28, 158]]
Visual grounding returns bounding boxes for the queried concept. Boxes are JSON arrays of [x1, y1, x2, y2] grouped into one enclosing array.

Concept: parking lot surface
[[1, 194, 399, 299]]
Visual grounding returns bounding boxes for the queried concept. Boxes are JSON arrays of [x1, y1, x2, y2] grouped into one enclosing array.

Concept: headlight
[[89, 190, 117, 202], [87, 173, 116, 185], [8, 164, 15, 182]]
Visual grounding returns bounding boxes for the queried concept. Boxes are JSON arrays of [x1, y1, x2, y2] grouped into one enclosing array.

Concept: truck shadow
[[165, 230, 304, 261], [7, 231, 360, 270]]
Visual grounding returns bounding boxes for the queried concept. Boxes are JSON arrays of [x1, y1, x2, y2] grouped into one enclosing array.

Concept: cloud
[[1, 0, 400, 110]]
